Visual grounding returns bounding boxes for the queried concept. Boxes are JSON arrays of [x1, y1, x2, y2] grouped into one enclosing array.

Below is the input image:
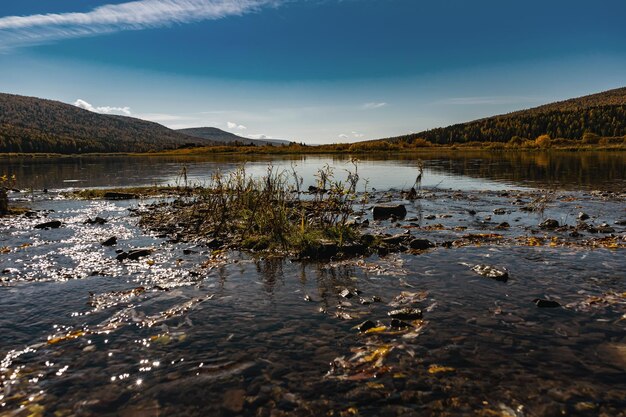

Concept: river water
[[0, 152, 625, 417]]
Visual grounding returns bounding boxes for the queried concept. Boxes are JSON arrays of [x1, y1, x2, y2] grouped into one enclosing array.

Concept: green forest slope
[[0, 93, 218, 153], [381, 87, 626, 145]]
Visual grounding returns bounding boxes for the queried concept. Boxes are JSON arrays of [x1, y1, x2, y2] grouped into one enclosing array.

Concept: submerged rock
[[373, 204, 407, 220], [390, 318, 411, 328], [493, 208, 506, 215], [539, 219, 560, 229], [340, 288, 354, 299], [578, 212, 590, 221], [388, 308, 422, 320], [117, 248, 152, 261], [382, 233, 410, 245], [597, 224, 615, 233], [34, 220, 62, 229], [356, 320, 376, 333], [222, 389, 246, 414], [533, 298, 561, 308], [104, 192, 137, 200], [128, 248, 153, 260], [101, 236, 117, 246], [471, 264, 509, 282], [85, 216, 107, 225], [409, 238, 434, 250]]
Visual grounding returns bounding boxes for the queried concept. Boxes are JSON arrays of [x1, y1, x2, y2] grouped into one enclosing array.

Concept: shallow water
[[1, 154, 625, 416]]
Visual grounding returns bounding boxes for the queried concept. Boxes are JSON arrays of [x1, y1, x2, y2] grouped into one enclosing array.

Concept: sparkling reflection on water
[[0, 154, 625, 416]]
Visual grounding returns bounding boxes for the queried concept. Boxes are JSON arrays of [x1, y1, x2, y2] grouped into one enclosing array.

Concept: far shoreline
[[1, 142, 625, 159]]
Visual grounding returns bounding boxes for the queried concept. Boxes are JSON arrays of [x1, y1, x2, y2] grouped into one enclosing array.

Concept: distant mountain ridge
[[177, 127, 290, 146], [0, 93, 223, 153], [379, 87, 626, 144]]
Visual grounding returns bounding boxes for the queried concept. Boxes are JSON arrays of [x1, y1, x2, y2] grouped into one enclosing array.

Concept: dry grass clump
[[139, 163, 367, 258]]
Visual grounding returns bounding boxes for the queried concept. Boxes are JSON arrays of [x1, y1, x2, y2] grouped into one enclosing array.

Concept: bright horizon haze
[[0, 0, 625, 144]]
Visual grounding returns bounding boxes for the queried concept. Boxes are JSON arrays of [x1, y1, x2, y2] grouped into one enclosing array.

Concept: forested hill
[[0, 93, 219, 153], [177, 127, 290, 146], [382, 87, 626, 145]]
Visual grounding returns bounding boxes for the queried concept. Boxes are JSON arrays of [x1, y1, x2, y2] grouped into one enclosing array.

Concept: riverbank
[[1, 140, 625, 159]]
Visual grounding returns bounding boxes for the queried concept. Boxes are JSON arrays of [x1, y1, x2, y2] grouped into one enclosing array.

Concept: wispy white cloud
[[351, 131, 364, 138], [227, 121, 247, 130], [437, 96, 544, 105], [338, 133, 349, 140], [248, 133, 271, 139], [74, 99, 132, 116], [362, 102, 387, 110], [0, 0, 278, 50]]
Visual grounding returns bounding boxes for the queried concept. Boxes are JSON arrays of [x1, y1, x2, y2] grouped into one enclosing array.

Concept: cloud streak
[[0, 0, 276, 49], [362, 102, 387, 110], [74, 99, 132, 116]]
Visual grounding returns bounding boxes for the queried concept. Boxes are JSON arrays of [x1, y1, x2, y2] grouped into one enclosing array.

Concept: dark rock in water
[[339, 243, 367, 256], [424, 214, 436, 220], [493, 208, 506, 215], [302, 240, 338, 259], [183, 249, 196, 255], [356, 320, 376, 333], [467, 209, 477, 216], [496, 222, 510, 229], [533, 299, 561, 308], [471, 264, 509, 282], [34, 220, 62, 229], [373, 204, 407, 220], [43, 188, 48, 193], [360, 219, 370, 228], [390, 318, 411, 328], [597, 224, 615, 233], [101, 237, 117, 246], [207, 238, 224, 249], [615, 219, 626, 226], [103, 192, 137, 200], [569, 231, 582, 238], [117, 249, 152, 261], [409, 238, 434, 250], [85, 216, 107, 225], [382, 233, 410, 245], [0, 189, 7, 215], [359, 233, 376, 246], [539, 219, 560, 229], [388, 308, 422, 320], [127, 248, 153, 260], [578, 212, 590, 221]]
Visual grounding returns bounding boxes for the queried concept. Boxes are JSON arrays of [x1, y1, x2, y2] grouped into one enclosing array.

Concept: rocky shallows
[[1, 168, 625, 417]]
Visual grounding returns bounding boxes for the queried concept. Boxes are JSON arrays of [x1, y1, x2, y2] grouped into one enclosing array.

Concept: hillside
[[382, 87, 626, 145], [0, 93, 218, 153], [178, 127, 291, 146]]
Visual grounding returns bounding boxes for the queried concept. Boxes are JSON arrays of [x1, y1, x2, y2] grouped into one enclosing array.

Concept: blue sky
[[0, 0, 625, 144]]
